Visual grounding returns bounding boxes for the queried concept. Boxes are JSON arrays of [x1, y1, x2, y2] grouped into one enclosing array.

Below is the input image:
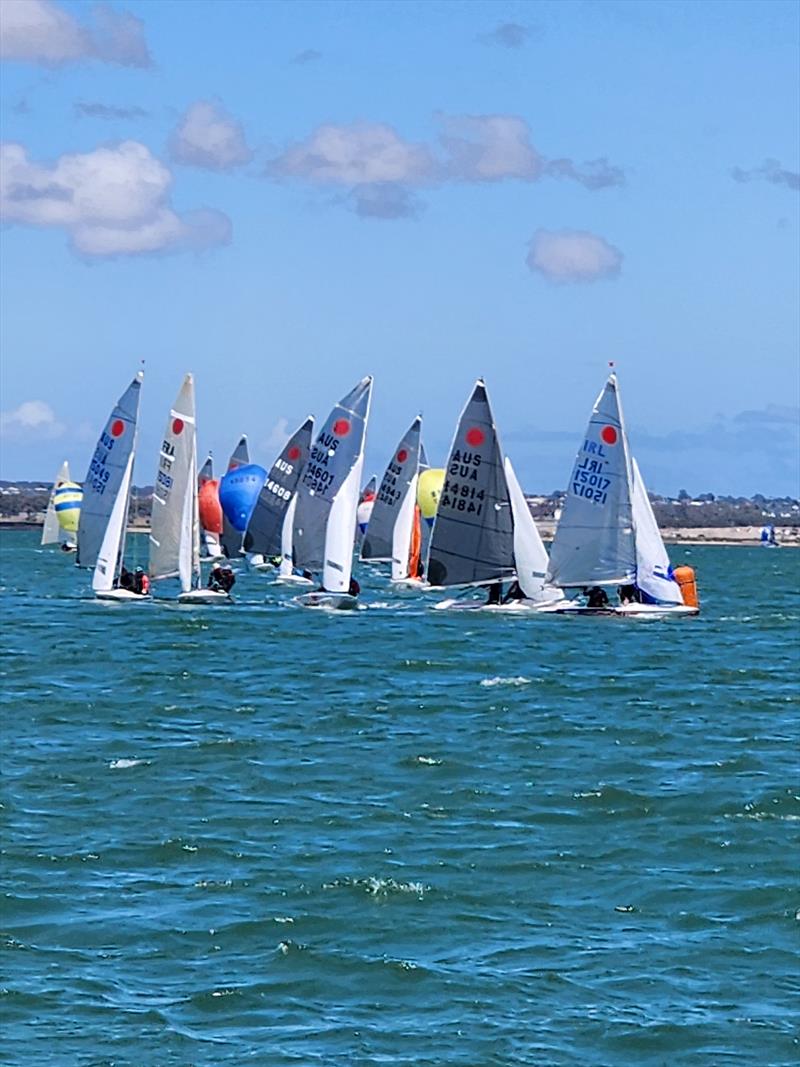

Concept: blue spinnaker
[[219, 463, 267, 533]]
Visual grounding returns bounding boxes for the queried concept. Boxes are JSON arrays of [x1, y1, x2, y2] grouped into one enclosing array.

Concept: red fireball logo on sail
[[601, 426, 618, 445]]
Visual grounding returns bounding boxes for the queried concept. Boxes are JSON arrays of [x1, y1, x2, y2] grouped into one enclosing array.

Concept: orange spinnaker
[[198, 479, 223, 534], [408, 505, 422, 578]]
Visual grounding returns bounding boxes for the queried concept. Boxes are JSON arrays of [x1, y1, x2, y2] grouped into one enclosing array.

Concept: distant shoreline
[[4, 520, 797, 547]]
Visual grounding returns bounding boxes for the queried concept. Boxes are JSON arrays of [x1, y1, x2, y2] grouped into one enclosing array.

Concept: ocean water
[[1, 531, 798, 1066]]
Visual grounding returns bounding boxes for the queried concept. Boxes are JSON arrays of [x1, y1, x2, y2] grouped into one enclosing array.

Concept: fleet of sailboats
[[50, 364, 698, 616]]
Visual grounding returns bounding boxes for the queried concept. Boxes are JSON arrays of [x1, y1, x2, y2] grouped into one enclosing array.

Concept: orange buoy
[[672, 565, 699, 609]]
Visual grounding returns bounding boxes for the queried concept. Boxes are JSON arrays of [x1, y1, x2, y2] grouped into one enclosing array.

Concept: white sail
[[391, 470, 419, 581], [504, 457, 562, 603], [279, 494, 298, 577], [92, 450, 134, 593], [41, 460, 69, 545], [323, 448, 365, 592], [78, 372, 143, 569], [631, 456, 683, 605], [293, 377, 373, 581], [546, 373, 636, 588], [148, 375, 197, 589]]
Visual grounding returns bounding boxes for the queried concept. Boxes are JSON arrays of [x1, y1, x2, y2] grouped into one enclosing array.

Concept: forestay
[[631, 456, 683, 605], [293, 377, 372, 591], [149, 374, 199, 592], [243, 416, 314, 557], [77, 371, 143, 569], [361, 416, 422, 564], [505, 457, 563, 604], [546, 373, 636, 588], [427, 380, 515, 588]]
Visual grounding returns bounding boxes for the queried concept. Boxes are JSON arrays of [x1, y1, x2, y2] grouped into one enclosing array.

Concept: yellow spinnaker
[[417, 468, 444, 521], [54, 481, 83, 533]]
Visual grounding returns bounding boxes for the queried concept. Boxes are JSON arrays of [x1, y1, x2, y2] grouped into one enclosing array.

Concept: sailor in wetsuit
[[585, 586, 610, 609]]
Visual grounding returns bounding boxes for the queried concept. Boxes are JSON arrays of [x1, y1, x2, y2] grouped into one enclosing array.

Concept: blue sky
[[1, 0, 798, 496]]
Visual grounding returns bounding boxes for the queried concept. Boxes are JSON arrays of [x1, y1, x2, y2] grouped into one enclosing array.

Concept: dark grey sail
[[198, 453, 214, 483], [427, 379, 515, 588], [361, 416, 422, 562], [293, 377, 372, 574], [220, 435, 249, 558], [243, 416, 314, 556], [419, 441, 430, 471], [77, 371, 143, 569]]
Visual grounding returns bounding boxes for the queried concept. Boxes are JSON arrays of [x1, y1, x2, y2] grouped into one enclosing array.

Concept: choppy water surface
[[1, 532, 798, 1065]]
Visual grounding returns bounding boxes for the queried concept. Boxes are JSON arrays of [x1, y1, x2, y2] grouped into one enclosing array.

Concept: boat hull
[[293, 592, 359, 611], [274, 573, 314, 587], [390, 578, 430, 595], [553, 602, 698, 619], [177, 589, 233, 605], [95, 588, 150, 602], [433, 597, 565, 614]]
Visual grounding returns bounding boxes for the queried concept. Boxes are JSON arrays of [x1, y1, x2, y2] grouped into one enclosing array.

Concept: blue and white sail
[[78, 371, 143, 571], [546, 373, 635, 588]]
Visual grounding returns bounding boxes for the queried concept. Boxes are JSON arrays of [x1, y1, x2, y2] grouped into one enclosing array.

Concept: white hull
[[432, 597, 564, 614], [249, 562, 274, 572], [177, 588, 233, 605], [274, 573, 314, 586], [293, 591, 359, 611], [553, 602, 698, 619], [390, 577, 430, 595], [95, 588, 151, 602]]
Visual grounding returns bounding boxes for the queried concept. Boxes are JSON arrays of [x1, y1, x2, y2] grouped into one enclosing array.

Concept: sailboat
[[360, 416, 426, 590], [78, 371, 147, 601], [41, 460, 82, 552], [292, 376, 373, 609], [219, 436, 250, 559], [147, 375, 232, 605], [545, 372, 698, 617], [428, 379, 563, 612], [242, 416, 315, 584], [356, 475, 377, 542], [198, 454, 224, 560]]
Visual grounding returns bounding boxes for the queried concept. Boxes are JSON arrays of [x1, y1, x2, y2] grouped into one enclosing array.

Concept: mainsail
[[293, 376, 372, 592], [243, 416, 314, 557], [546, 373, 636, 588], [41, 460, 69, 545], [427, 380, 515, 588], [220, 435, 249, 558], [77, 371, 143, 569], [361, 416, 422, 565], [149, 374, 199, 593], [630, 456, 683, 605]]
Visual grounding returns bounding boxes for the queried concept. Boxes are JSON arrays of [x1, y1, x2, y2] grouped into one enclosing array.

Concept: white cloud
[[438, 114, 541, 182], [731, 159, 800, 191], [262, 418, 290, 457], [169, 100, 253, 171], [0, 400, 64, 438], [526, 229, 623, 283], [0, 140, 231, 257], [0, 0, 151, 68], [267, 121, 436, 185], [265, 114, 624, 219]]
